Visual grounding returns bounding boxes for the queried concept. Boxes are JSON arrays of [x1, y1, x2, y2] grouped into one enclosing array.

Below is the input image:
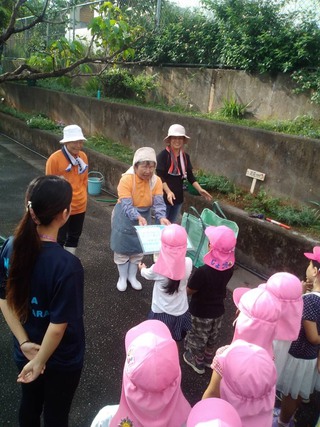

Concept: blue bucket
[[88, 171, 104, 196]]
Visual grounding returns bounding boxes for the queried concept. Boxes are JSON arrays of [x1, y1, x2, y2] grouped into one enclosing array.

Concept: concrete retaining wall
[[1, 111, 318, 280], [141, 66, 320, 121], [2, 83, 320, 207]]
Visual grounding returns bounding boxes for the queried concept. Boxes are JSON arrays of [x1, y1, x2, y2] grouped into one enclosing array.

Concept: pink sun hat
[[217, 340, 276, 427], [203, 226, 236, 271], [153, 224, 188, 280], [304, 246, 320, 263], [259, 272, 303, 341], [110, 320, 191, 427], [187, 398, 242, 427], [232, 287, 281, 357]]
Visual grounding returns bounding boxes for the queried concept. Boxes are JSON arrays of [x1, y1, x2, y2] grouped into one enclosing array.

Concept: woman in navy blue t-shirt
[[0, 175, 85, 427]]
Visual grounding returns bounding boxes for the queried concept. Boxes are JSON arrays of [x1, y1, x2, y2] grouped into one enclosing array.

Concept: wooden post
[[246, 169, 266, 194]]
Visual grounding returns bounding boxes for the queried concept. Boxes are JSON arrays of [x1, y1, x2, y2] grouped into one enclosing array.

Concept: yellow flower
[[119, 418, 133, 427]]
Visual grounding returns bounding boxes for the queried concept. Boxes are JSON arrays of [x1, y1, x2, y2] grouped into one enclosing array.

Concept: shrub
[[102, 68, 135, 99], [101, 68, 157, 101]]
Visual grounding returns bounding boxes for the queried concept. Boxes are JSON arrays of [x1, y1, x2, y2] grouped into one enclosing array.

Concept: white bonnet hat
[[132, 147, 157, 166]]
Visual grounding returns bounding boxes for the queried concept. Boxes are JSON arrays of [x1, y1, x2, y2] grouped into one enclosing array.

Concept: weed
[[195, 170, 235, 194], [26, 115, 59, 131], [243, 189, 320, 227], [86, 135, 134, 164], [219, 95, 251, 119], [0, 104, 30, 121]]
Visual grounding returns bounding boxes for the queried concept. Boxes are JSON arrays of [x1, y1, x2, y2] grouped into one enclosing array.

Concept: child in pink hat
[[183, 226, 236, 374], [207, 340, 277, 427], [274, 247, 320, 427], [91, 320, 191, 427], [232, 286, 282, 357], [187, 397, 242, 427], [202, 286, 281, 401], [138, 224, 192, 341], [259, 272, 303, 342], [259, 272, 303, 378]]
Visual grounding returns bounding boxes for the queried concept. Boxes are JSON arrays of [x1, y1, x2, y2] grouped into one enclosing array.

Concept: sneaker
[[183, 351, 205, 374], [203, 355, 213, 368]]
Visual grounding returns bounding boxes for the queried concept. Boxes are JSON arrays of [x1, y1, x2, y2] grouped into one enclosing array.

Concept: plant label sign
[[246, 169, 265, 194]]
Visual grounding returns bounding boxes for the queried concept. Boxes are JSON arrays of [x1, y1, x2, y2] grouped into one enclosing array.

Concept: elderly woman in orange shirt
[[46, 124, 88, 256], [110, 147, 170, 292]]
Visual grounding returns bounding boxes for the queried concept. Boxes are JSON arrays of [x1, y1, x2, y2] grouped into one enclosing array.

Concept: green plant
[[243, 189, 320, 227], [102, 68, 157, 101], [26, 115, 59, 131], [86, 135, 134, 164], [195, 170, 235, 194], [219, 96, 251, 119], [124, 72, 158, 102], [85, 77, 101, 97], [0, 104, 30, 121], [292, 69, 320, 105], [102, 68, 135, 99]]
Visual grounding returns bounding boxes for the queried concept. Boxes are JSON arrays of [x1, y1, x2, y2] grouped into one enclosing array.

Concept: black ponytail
[[7, 175, 72, 322], [164, 278, 180, 295]]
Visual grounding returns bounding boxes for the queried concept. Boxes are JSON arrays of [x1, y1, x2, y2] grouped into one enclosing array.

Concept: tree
[[201, 0, 320, 73], [0, 0, 144, 83], [133, 1, 219, 66]]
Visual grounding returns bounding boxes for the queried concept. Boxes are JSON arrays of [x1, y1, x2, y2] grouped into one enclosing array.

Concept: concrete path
[[0, 133, 317, 427]]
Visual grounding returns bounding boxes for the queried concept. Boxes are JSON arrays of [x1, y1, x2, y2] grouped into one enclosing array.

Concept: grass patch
[[86, 135, 134, 164]]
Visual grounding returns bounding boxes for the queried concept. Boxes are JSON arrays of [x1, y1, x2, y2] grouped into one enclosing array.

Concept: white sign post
[[246, 169, 266, 194]]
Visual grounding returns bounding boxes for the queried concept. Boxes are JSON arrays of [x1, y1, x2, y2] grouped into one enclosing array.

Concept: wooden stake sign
[[246, 169, 266, 194]]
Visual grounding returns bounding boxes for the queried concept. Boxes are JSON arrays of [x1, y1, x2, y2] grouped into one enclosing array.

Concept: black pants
[[19, 368, 82, 427], [58, 212, 85, 248]]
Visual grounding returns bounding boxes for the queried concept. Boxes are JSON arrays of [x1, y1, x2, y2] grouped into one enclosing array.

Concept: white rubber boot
[[128, 262, 142, 290], [64, 246, 77, 256], [116, 263, 129, 292]]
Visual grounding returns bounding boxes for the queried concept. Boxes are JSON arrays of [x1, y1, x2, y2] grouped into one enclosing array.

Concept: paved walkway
[[0, 133, 318, 426]]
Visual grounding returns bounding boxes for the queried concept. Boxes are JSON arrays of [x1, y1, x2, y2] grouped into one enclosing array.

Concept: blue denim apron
[[110, 203, 151, 255]]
